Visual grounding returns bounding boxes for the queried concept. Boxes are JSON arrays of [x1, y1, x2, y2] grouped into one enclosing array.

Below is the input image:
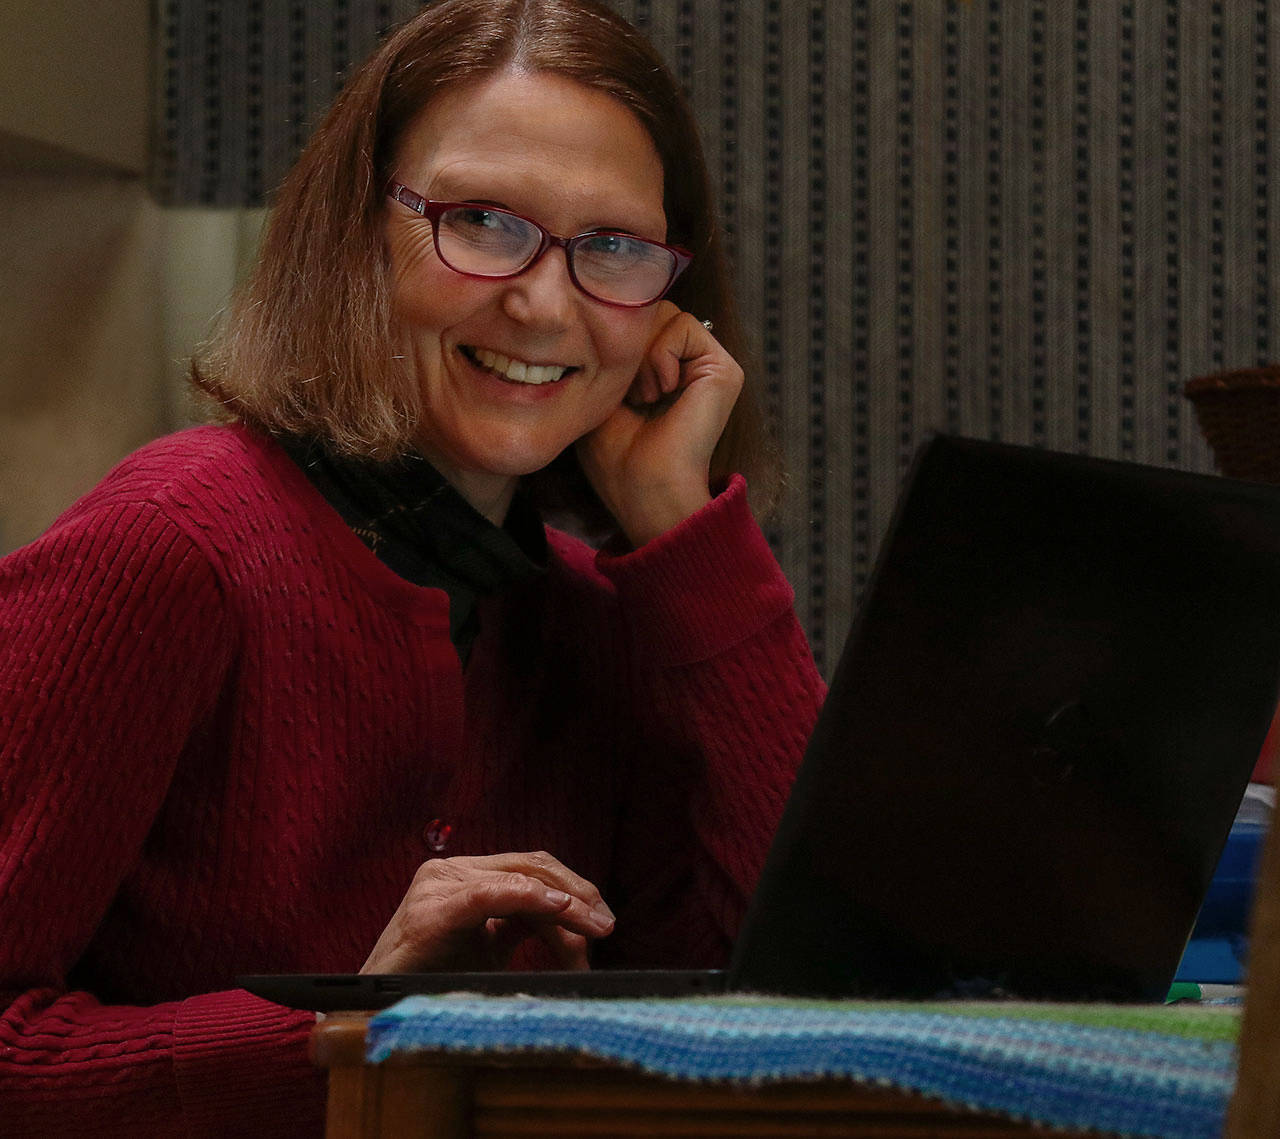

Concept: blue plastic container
[[1174, 808, 1269, 984]]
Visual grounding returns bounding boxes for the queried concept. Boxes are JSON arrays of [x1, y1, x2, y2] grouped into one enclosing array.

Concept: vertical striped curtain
[[154, 0, 1277, 676]]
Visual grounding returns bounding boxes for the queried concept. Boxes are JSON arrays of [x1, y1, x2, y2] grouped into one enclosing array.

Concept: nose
[[499, 245, 577, 332]]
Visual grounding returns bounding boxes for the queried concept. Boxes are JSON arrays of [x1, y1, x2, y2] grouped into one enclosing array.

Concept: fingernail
[[545, 889, 571, 906], [590, 910, 615, 933], [593, 901, 616, 923]]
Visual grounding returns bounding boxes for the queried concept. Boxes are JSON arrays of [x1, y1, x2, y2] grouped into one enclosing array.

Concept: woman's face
[[384, 68, 668, 516]]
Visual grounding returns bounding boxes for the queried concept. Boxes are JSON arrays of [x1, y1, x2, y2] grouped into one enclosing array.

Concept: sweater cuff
[[595, 475, 795, 665], [173, 989, 325, 1133]]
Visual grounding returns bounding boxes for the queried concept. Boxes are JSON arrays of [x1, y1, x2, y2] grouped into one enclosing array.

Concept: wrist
[[614, 485, 712, 547]]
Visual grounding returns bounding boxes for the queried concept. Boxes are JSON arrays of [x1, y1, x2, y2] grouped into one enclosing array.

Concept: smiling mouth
[[461, 345, 577, 386]]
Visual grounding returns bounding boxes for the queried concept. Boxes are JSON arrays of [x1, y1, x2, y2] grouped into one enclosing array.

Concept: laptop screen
[[731, 435, 1280, 1001]]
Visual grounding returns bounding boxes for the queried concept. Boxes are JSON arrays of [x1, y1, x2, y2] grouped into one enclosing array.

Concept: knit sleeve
[[593, 477, 826, 967], [0, 501, 323, 1137]]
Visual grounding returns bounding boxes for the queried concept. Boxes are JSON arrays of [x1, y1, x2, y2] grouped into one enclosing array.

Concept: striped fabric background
[[153, 1, 1277, 675]]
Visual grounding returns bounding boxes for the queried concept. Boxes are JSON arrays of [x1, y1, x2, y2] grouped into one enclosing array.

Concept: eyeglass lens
[[436, 206, 677, 306]]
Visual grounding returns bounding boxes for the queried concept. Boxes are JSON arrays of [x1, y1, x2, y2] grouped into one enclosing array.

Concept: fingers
[[537, 924, 591, 970], [631, 305, 737, 407], [580, 304, 744, 546], [362, 851, 613, 975], [446, 850, 614, 922], [438, 868, 614, 941], [486, 917, 591, 971], [626, 301, 680, 406]]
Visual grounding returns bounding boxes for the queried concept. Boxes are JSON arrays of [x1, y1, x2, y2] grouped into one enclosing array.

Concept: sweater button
[[424, 818, 453, 853]]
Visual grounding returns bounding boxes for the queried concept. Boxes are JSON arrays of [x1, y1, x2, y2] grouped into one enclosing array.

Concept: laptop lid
[[730, 434, 1280, 1001]]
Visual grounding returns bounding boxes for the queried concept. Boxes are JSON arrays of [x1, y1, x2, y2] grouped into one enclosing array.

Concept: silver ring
[[700, 318, 714, 332]]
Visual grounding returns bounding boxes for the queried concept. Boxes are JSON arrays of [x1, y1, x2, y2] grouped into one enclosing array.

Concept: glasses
[[387, 183, 692, 308]]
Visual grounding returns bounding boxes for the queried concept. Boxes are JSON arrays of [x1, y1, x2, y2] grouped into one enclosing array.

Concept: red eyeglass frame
[[387, 183, 693, 308]]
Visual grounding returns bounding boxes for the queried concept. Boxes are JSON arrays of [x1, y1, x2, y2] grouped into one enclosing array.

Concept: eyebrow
[[421, 170, 665, 238]]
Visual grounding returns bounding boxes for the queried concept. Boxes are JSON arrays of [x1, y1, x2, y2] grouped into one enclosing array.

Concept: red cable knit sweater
[[0, 425, 824, 1137]]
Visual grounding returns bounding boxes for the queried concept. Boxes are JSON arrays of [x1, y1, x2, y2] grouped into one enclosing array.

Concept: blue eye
[[575, 232, 671, 276], [580, 233, 638, 258], [586, 234, 625, 255], [452, 208, 520, 235], [459, 209, 497, 228], [438, 206, 539, 262]]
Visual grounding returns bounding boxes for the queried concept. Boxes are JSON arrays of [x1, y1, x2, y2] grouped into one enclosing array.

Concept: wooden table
[[312, 1012, 1094, 1138]]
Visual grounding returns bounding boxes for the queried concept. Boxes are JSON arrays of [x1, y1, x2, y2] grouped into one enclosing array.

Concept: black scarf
[[279, 436, 547, 664]]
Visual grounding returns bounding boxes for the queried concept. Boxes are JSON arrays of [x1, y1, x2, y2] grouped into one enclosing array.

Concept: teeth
[[472, 347, 569, 385]]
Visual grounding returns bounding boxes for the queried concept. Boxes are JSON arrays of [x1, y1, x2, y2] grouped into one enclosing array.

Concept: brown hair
[[192, 0, 781, 528]]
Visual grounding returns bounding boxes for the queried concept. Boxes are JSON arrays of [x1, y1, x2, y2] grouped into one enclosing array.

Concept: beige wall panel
[[0, 0, 149, 174], [0, 175, 166, 552]]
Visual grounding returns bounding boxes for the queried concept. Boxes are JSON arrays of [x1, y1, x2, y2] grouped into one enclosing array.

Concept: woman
[[0, 1, 824, 1134]]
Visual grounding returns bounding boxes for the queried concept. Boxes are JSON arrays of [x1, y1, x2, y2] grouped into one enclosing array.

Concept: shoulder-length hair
[[193, 0, 781, 529]]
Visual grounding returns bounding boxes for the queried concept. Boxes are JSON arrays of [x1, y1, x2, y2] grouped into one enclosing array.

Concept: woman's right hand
[[579, 303, 744, 547], [359, 851, 616, 974]]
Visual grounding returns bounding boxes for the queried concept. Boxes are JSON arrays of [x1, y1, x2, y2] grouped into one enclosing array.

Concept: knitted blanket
[[366, 996, 1237, 1139]]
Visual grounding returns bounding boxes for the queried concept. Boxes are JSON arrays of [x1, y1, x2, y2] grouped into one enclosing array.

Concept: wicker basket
[[1184, 366, 1280, 483]]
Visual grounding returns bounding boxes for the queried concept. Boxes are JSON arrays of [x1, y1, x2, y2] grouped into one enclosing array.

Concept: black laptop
[[242, 435, 1280, 1010]]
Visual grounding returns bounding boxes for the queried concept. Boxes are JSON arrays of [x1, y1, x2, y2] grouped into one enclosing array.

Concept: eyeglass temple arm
[[388, 183, 426, 214]]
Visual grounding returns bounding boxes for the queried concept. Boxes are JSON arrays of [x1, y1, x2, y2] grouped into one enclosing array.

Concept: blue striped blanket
[[367, 996, 1238, 1139]]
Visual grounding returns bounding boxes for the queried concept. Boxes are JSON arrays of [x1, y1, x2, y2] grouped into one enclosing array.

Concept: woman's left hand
[[578, 302, 744, 547]]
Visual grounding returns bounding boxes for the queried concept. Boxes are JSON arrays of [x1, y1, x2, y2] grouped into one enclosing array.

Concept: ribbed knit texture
[[0, 424, 824, 1137]]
